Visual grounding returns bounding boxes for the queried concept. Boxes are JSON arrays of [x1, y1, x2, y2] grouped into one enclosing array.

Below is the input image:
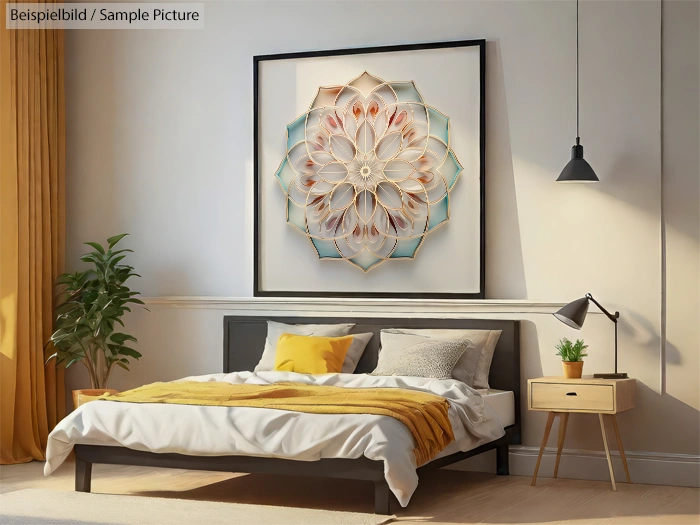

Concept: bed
[[51, 315, 521, 514]]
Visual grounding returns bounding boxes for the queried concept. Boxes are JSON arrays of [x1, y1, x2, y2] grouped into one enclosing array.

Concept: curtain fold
[[1, 0, 66, 464]]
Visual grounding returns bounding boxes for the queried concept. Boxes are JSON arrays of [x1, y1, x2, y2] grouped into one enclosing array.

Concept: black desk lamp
[[553, 293, 627, 379]]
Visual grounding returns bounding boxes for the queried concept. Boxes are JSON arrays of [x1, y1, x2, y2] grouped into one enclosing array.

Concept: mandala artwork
[[274, 72, 463, 272]]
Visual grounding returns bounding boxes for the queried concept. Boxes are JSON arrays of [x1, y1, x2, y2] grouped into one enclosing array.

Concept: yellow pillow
[[274, 333, 354, 374]]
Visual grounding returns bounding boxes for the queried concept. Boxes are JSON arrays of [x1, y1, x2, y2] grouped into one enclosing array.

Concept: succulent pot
[[562, 361, 584, 379], [72, 388, 118, 409]]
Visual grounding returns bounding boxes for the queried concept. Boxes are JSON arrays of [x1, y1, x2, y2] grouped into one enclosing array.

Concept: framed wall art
[[254, 40, 485, 299]]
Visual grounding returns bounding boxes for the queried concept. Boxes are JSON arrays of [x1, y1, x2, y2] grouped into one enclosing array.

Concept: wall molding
[[140, 296, 575, 316], [449, 445, 699, 488]]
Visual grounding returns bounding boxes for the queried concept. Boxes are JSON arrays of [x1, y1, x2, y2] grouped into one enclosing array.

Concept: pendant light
[[557, 0, 599, 182]]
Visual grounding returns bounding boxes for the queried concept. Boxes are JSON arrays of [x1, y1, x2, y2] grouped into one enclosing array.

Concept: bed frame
[[74, 315, 521, 514]]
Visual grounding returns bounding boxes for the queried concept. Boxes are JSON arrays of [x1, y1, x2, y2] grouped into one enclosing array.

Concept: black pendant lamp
[[557, 0, 599, 183]]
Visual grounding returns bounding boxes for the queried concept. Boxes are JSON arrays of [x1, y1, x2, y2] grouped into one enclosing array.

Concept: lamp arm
[[585, 293, 620, 323]]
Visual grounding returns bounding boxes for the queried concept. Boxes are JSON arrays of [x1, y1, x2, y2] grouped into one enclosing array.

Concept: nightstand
[[527, 376, 636, 490]]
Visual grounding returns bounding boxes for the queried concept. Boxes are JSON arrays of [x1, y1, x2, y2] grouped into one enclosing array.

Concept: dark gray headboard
[[223, 315, 520, 428]]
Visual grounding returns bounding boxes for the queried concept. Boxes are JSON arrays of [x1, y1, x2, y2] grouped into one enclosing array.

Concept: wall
[[63, 0, 699, 485], [662, 0, 700, 425]]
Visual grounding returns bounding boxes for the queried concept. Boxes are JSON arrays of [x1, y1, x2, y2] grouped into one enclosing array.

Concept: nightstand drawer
[[530, 382, 614, 411]]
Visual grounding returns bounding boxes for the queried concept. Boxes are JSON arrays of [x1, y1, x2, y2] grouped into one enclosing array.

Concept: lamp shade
[[557, 143, 599, 182], [553, 296, 590, 329]]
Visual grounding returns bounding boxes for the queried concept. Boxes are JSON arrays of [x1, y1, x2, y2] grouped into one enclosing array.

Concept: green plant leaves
[[80, 253, 104, 265], [46, 233, 146, 389], [84, 241, 105, 255], [116, 361, 130, 371], [555, 337, 588, 362], [110, 332, 137, 345], [117, 347, 142, 359], [107, 233, 129, 248], [109, 255, 127, 268]]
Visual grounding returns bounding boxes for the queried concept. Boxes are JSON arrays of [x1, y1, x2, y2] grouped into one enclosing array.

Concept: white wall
[[63, 0, 699, 483], [662, 0, 700, 427]]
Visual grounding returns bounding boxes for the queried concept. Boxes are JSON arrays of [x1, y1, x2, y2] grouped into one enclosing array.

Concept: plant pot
[[72, 388, 118, 409], [562, 361, 584, 379]]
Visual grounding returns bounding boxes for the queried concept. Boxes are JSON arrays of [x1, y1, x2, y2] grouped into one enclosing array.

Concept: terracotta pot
[[72, 388, 118, 409], [562, 361, 584, 379]]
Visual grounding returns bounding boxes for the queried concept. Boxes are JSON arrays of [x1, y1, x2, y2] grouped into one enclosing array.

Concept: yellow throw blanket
[[100, 381, 454, 465]]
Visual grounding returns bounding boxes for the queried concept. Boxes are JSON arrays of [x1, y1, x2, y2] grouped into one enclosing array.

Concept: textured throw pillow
[[274, 334, 354, 374], [371, 338, 467, 379], [383, 328, 501, 389], [380, 330, 480, 386], [254, 321, 354, 372]]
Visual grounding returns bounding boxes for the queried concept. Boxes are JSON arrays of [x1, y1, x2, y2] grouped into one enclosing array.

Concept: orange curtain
[[1, 0, 66, 464]]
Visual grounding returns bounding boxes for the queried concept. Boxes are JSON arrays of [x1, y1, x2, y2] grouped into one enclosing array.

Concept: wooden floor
[[1, 458, 698, 524]]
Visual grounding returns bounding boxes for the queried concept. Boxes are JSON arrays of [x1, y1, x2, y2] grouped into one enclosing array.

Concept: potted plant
[[555, 337, 588, 378], [46, 234, 147, 408]]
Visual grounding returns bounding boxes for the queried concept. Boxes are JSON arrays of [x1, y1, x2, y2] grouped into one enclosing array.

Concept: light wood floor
[[1, 458, 698, 524]]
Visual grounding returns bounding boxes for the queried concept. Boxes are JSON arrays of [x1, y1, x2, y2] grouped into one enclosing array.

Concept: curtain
[[1, 0, 66, 464]]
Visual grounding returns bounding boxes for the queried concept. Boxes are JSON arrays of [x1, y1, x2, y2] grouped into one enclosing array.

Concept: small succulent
[[555, 338, 588, 362]]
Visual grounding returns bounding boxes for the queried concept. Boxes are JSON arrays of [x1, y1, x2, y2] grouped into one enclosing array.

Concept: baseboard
[[445, 446, 699, 488]]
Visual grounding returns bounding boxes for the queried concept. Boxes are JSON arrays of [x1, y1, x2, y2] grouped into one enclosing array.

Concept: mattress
[[478, 389, 515, 427], [431, 387, 514, 463]]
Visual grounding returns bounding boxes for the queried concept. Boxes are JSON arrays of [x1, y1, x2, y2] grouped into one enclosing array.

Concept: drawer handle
[[566, 392, 578, 396]]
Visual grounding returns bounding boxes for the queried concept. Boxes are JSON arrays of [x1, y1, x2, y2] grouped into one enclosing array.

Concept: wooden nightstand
[[527, 376, 636, 490]]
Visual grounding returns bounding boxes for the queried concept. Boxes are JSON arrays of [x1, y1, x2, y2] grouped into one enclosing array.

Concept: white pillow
[[382, 328, 501, 389], [341, 332, 374, 373], [254, 321, 355, 372]]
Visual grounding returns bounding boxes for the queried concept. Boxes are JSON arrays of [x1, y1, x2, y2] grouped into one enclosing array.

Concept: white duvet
[[45, 372, 505, 506]]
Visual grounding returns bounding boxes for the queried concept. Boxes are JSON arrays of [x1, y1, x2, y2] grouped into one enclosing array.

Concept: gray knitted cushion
[[370, 339, 467, 379]]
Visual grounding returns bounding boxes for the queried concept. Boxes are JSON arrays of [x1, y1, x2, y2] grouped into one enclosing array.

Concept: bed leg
[[373, 479, 391, 515], [75, 457, 92, 492], [496, 444, 509, 476]]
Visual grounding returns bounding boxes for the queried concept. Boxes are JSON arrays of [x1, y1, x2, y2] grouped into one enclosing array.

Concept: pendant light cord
[[576, 0, 580, 143]]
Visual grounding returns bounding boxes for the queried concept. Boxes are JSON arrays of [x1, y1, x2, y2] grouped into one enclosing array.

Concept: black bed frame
[[74, 315, 521, 514]]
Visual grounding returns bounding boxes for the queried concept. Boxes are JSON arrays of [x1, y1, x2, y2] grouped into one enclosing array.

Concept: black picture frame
[[253, 39, 486, 299]]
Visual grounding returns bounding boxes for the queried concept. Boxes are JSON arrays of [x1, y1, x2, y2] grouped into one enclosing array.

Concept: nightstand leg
[[611, 414, 632, 484], [599, 413, 617, 491], [553, 412, 569, 478], [531, 411, 556, 486]]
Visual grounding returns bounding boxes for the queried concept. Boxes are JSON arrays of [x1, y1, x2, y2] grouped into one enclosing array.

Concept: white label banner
[[6, 3, 204, 29]]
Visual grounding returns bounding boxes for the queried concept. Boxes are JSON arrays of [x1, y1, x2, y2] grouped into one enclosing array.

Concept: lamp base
[[593, 372, 628, 379]]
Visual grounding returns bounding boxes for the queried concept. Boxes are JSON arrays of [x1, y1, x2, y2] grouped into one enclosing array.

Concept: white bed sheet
[[430, 389, 514, 462], [479, 389, 515, 427], [44, 372, 505, 507]]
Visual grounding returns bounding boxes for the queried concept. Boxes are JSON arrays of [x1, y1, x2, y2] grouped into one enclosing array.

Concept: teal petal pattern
[[427, 107, 449, 144], [428, 195, 449, 231], [440, 152, 463, 190], [350, 250, 384, 271], [287, 199, 306, 231], [275, 157, 296, 192], [286, 115, 306, 151], [276, 72, 465, 272], [390, 237, 423, 259], [312, 238, 342, 259]]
